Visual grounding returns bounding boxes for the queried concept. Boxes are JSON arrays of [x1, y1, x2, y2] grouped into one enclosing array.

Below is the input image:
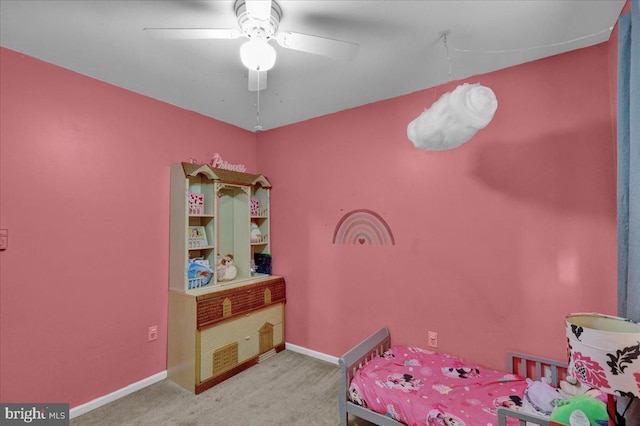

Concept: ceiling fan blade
[[248, 69, 267, 91], [245, 0, 272, 22], [143, 28, 241, 40], [276, 31, 359, 60]]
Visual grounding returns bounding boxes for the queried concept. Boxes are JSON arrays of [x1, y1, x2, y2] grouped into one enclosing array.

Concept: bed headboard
[[339, 329, 390, 393]]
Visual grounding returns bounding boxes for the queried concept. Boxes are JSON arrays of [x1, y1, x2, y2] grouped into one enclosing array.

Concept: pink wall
[[258, 40, 618, 368], [0, 48, 257, 406], [0, 25, 620, 408]]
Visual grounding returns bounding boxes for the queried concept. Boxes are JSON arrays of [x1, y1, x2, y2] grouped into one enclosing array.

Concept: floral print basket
[[566, 313, 640, 398]]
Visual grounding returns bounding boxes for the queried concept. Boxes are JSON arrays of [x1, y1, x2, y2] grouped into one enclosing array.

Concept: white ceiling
[[0, 0, 626, 132]]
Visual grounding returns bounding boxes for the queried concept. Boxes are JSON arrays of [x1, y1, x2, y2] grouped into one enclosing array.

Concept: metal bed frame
[[338, 327, 569, 426]]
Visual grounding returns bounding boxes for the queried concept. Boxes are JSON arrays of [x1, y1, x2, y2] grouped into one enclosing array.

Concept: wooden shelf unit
[[168, 162, 284, 394], [170, 162, 273, 294]]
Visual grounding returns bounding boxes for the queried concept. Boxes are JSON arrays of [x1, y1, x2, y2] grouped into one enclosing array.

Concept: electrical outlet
[[148, 326, 158, 342], [428, 331, 438, 348]]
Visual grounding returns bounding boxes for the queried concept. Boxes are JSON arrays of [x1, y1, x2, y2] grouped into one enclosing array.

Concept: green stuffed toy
[[550, 394, 607, 426]]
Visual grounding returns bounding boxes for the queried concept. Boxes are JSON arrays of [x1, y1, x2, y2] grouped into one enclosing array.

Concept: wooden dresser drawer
[[198, 303, 284, 382], [196, 277, 285, 329]]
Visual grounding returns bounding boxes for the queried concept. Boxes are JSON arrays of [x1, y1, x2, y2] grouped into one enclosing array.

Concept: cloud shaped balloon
[[407, 83, 498, 151]]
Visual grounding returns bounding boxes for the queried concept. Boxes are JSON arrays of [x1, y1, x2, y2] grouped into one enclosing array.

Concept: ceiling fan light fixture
[[240, 39, 276, 71]]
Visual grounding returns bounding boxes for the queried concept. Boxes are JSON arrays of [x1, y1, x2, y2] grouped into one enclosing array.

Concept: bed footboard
[[505, 352, 567, 388], [498, 352, 569, 426]]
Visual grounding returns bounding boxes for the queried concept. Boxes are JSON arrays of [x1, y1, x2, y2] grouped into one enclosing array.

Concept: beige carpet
[[71, 350, 376, 426]]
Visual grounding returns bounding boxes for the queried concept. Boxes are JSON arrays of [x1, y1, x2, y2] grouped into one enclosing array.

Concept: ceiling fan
[[144, 0, 359, 91]]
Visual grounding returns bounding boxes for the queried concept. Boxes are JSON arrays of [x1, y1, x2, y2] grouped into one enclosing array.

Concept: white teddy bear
[[216, 254, 237, 281]]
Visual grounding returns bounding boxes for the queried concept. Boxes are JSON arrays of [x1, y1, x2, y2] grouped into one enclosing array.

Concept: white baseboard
[[70, 345, 334, 419], [285, 342, 339, 365], [70, 370, 167, 419]]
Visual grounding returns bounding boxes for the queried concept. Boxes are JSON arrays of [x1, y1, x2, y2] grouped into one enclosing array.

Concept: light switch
[[0, 229, 7, 250], [148, 326, 158, 342]]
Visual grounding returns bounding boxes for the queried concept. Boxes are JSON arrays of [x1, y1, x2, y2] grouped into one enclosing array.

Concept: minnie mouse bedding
[[348, 345, 529, 426]]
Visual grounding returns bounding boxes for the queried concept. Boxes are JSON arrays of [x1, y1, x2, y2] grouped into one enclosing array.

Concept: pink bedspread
[[348, 345, 528, 426]]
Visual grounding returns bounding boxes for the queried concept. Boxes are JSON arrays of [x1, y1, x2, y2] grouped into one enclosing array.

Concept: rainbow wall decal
[[333, 209, 395, 245]]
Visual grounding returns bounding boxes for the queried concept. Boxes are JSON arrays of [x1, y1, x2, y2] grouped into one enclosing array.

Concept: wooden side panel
[[167, 291, 197, 392], [169, 164, 189, 292]]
